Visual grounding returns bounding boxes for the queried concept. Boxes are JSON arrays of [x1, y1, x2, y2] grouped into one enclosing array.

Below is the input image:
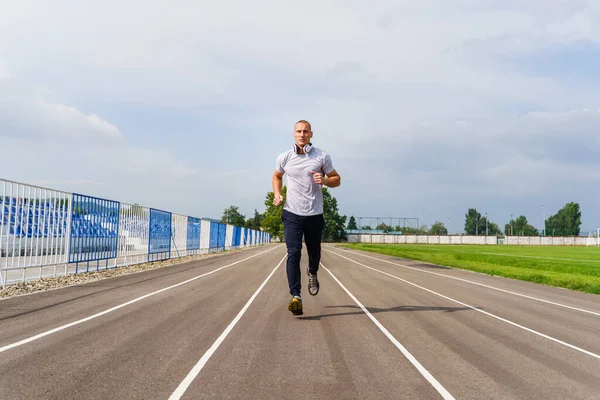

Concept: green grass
[[338, 243, 600, 295]]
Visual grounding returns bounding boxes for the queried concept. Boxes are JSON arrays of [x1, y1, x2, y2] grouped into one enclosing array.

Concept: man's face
[[294, 122, 312, 146]]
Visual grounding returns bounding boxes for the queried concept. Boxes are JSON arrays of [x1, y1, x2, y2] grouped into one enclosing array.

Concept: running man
[[272, 120, 341, 315]]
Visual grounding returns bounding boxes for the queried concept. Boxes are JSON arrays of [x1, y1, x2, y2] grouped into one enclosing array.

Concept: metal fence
[[0, 178, 271, 287]]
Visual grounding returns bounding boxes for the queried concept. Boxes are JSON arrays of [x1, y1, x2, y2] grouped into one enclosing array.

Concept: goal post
[[585, 229, 600, 247]]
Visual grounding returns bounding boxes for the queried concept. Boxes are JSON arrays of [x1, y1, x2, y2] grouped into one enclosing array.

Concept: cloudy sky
[[1, 0, 599, 234]]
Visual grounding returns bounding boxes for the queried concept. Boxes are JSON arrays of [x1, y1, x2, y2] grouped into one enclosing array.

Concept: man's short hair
[[295, 120, 312, 131]]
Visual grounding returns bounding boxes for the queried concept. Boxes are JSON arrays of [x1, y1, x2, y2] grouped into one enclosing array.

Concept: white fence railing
[[347, 234, 596, 246], [0, 178, 271, 287]]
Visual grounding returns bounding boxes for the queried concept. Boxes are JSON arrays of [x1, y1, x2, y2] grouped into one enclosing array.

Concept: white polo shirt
[[275, 146, 335, 216]]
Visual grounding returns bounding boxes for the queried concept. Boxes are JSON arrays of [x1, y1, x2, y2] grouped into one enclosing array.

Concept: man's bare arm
[[323, 169, 341, 188], [272, 170, 284, 205]]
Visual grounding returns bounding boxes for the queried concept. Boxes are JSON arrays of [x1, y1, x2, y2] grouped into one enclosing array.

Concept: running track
[[1, 243, 599, 399]]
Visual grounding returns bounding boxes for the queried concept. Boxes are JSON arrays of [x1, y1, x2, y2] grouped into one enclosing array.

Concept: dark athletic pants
[[282, 209, 325, 297]]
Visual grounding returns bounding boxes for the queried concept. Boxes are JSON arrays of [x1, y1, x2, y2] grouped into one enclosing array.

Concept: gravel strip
[[0, 248, 249, 300]]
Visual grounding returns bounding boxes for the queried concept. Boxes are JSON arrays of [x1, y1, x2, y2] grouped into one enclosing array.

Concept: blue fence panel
[[218, 223, 226, 249], [186, 217, 201, 250], [148, 208, 172, 261], [231, 226, 242, 247], [209, 221, 219, 249], [68, 193, 120, 269]]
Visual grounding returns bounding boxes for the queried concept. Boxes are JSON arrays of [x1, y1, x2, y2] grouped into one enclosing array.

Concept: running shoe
[[307, 268, 320, 296], [288, 295, 303, 315]]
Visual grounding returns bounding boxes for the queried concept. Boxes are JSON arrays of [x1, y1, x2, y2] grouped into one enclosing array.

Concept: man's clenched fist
[[273, 193, 284, 206]]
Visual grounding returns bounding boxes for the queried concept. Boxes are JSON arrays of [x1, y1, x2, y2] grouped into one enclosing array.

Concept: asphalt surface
[[0, 243, 599, 399]]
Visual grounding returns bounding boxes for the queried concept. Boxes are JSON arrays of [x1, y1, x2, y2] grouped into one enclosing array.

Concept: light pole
[[542, 204, 545, 236], [485, 212, 488, 236], [510, 213, 513, 236]]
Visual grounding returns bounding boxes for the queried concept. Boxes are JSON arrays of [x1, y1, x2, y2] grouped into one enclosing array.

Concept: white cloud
[[0, 79, 125, 145], [0, 76, 223, 216], [35, 96, 125, 142]]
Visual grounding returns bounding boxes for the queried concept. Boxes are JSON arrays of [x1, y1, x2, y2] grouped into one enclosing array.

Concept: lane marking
[[0, 245, 282, 354], [327, 249, 600, 361], [321, 262, 456, 400], [169, 254, 286, 400], [327, 247, 600, 317]]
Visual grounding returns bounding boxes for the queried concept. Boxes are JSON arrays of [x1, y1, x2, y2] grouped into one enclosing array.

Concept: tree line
[[464, 202, 582, 236], [505, 202, 580, 236], [223, 190, 584, 240], [345, 202, 583, 237], [345, 216, 447, 235]]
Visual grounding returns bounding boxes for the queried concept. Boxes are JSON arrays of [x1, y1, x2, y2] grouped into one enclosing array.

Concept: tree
[[221, 205, 245, 226], [546, 202, 581, 236], [505, 215, 538, 236], [261, 186, 287, 241], [428, 221, 448, 235], [375, 222, 391, 232], [253, 209, 263, 230], [347, 216, 358, 230], [322, 187, 347, 242], [464, 208, 481, 235], [394, 225, 427, 234], [244, 209, 263, 230], [464, 208, 500, 235], [487, 222, 502, 235]]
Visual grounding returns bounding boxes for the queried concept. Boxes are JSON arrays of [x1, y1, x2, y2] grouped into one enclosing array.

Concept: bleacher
[[1, 196, 69, 238]]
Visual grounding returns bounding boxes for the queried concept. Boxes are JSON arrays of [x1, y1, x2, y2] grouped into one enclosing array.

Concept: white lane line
[[321, 262, 456, 400], [327, 247, 600, 317], [0, 245, 281, 354], [327, 249, 600, 361], [168, 254, 286, 400]]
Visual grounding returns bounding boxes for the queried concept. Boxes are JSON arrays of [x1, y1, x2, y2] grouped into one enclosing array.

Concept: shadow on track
[[394, 261, 452, 270], [298, 304, 478, 320]]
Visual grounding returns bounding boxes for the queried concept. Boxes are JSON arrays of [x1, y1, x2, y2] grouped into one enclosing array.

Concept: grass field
[[338, 243, 600, 295]]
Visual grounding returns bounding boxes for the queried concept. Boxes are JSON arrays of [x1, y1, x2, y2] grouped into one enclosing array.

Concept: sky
[[1, 0, 600, 234]]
